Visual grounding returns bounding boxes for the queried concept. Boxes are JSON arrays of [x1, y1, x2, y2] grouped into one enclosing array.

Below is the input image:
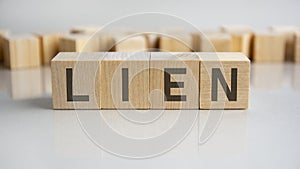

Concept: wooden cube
[[70, 26, 101, 34], [199, 53, 250, 109], [296, 31, 300, 63], [220, 25, 253, 34], [59, 34, 89, 52], [3, 35, 41, 69], [270, 26, 298, 61], [100, 52, 150, 109], [159, 31, 193, 52], [253, 32, 285, 62], [221, 25, 253, 58], [114, 34, 149, 52], [51, 52, 102, 109], [200, 32, 232, 52], [0, 30, 9, 62], [36, 33, 61, 65], [149, 52, 199, 109]]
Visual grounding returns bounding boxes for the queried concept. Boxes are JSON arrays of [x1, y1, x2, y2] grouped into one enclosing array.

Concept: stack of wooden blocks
[[51, 52, 250, 110]]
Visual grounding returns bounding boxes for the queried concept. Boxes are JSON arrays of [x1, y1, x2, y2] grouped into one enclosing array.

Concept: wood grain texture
[[100, 52, 150, 109], [51, 52, 102, 109], [199, 53, 250, 109], [3, 35, 41, 69], [149, 52, 199, 109], [253, 32, 285, 62]]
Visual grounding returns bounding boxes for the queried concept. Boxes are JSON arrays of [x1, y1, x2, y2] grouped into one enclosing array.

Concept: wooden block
[[59, 34, 89, 52], [100, 52, 150, 109], [220, 25, 253, 34], [295, 31, 300, 63], [253, 32, 285, 62], [51, 52, 102, 109], [221, 25, 254, 57], [70, 26, 101, 34], [146, 34, 160, 51], [199, 53, 250, 109], [149, 52, 199, 109], [114, 34, 149, 52], [270, 26, 298, 61], [59, 34, 113, 52], [3, 34, 41, 69], [36, 33, 61, 65], [0, 30, 9, 62], [159, 31, 193, 52], [200, 32, 232, 52]]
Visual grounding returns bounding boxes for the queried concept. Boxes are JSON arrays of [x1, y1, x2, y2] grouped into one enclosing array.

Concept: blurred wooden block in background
[[114, 34, 149, 52], [51, 52, 102, 109], [59, 34, 89, 52], [159, 31, 193, 52], [221, 26, 253, 58], [0, 30, 9, 62], [253, 32, 285, 62], [199, 53, 250, 109], [270, 26, 298, 62], [59, 34, 114, 52], [3, 35, 41, 69], [220, 25, 253, 34], [70, 26, 101, 34], [36, 33, 61, 65], [295, 30, 300, 63], [149, 52, 199, 109], [201, 31, 232, 52], [100, 52, 150, 109]]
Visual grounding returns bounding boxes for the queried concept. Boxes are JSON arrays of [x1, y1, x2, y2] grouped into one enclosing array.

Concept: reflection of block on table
[[292, 64, 300, 90], [251, 63, 285, 90], [201, 32, 232, 52], [36, 33, 61, 65], [100, 52, 150, 109], [253, 32, 285, 62], [114, 34, 149, 52], [3, 35, 41, 69], [295, 31, 300, 63], [8, 68, 43, 99], [199, 53, 250, 109], [270, 26, 298, 61], [51, 52, 102, 109], [149, 52, 199, 109], [0, 30, 9, 62]]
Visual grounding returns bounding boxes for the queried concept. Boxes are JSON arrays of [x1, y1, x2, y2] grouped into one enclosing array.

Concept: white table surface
[[0, 63, 299, 169]]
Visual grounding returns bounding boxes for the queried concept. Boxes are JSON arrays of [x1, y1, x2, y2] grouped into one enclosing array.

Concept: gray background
[[0, 0, 299, 33]]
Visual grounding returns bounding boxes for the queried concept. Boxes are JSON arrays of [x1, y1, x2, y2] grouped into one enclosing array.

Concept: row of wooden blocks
[[1, 25, 299, 69], [51, 52, 250, 110]]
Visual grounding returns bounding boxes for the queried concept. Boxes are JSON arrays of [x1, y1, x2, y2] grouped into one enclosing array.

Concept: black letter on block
[[211, 68, 237, 101], [122, 68, 129, 101], [164, 68, 187, 101], [66, 68, 89, 102]]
